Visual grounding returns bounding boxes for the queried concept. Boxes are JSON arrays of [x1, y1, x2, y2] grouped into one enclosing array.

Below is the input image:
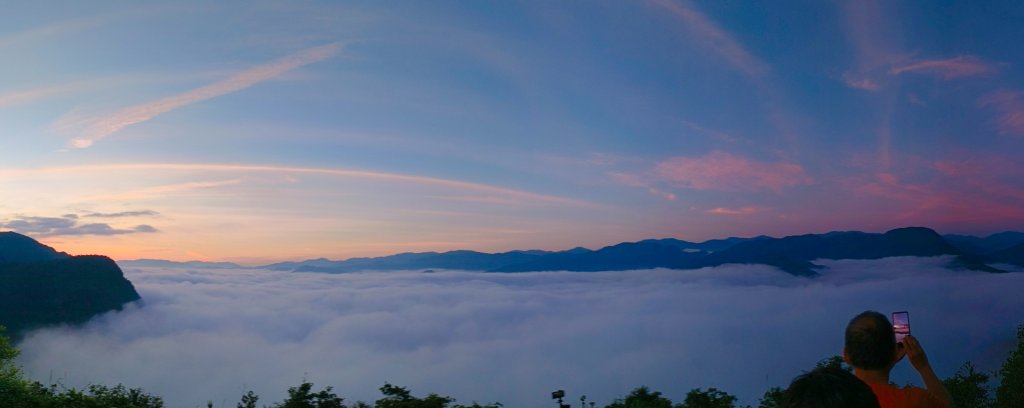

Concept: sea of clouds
[[13, 256, 1024, 407]]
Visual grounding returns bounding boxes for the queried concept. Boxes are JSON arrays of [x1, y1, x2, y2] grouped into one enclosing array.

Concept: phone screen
[[892, 311, 910, 343]]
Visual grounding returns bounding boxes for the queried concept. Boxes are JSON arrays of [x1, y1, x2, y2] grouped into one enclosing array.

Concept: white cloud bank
[[14, 257, 1024, 407]]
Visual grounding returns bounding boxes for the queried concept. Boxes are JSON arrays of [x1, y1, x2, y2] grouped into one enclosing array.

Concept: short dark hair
[[783, 366, 881, 408], [844, 310, 896, 370]]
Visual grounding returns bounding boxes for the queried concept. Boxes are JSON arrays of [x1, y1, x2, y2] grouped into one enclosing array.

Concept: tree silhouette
[[678, 388, 737, 408], [238, 390, 260, 408], [996, 325, 1024, 408], [943, 362, 992, 408], [375, 382, 453, 408], [604, 386, 673, 408], [272, 381, 345, 408], [757, 387, 784, 408]]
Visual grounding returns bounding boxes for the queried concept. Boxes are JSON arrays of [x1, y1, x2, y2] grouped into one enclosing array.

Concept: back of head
[[783, 366, 881, 408], [845, 310, 896, 371]]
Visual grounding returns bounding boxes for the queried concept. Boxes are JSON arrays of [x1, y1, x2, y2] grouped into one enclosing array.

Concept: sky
[[2, 1, 1024, 263], [15, 259, 1024, 407]]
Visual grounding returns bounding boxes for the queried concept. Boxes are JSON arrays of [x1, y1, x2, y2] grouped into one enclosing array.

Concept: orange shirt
[[868, 383, 946, 408]]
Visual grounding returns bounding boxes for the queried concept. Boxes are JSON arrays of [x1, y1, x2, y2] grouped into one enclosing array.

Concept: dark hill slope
[[944, 231, 1024, 254], [491, 241, 706, 272], [496, 227, 993, 276], [0, 231, 69, 262], [0, 233, 141, 337], [990, 242, 1024, 266], [703, 227, 997, 276]]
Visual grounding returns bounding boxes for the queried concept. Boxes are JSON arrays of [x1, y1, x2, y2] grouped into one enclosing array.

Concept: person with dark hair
[[783, 366, 881, 408], [843, 311, 953, 408]]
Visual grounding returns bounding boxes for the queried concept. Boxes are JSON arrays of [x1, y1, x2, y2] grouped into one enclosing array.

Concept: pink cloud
[[655, 151, 812, 192], [847, 163, 1024, 230], [706, 206, 764, 215], [977, 89, 1024, 136], [648, 0, 769, 78], [609, 172, 678, 201], [841, 73, 881, 91], [888, 55, 994, 79]]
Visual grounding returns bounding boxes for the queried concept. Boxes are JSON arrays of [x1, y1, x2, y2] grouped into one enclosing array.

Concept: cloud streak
[[13, 260, 1024, 407], [648, 0, 769, 78], [889, 55, 995, 79], [0, 163, 593, 208], [654, 151, 812, 192], [62, 42, 344, 149], [841, 73, 881, 91], [0, 215, 157, 237], [706, 206, 764, 215], [83, 210, 161, 218], [0, 80, 105, 108], [977, 89, 1024, 136]]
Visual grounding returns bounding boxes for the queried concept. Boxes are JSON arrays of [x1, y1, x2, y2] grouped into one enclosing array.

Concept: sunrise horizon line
[[25, 223, 1003, 266]]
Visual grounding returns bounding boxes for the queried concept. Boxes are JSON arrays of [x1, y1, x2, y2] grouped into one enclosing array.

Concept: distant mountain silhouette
[[944, 231, 1024, 254], [989, 242, 1024, 266], [247, 227, 1013, 276], [119, 259, 243, 269], [698, 227, 983, 276], [491, 241, 707, 272], [0, 232, 141, 337], [281, 250, 550, 273]]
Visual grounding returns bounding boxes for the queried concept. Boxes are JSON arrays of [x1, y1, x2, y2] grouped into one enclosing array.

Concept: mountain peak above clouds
[[0, 231, 70, 262], [0, 231, 141, 337]]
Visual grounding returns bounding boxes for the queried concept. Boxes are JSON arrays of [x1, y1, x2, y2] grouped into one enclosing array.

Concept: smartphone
[[892, 311, 910, 344]]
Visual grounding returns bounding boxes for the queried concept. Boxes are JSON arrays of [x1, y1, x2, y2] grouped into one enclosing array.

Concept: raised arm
[[903, 335, 954, 408]]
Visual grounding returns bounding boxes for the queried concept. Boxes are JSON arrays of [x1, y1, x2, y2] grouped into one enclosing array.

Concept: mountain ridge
[[107, 228, 1024, 276], [116, 227, 1021, 276], [0, 232, 142, 337]]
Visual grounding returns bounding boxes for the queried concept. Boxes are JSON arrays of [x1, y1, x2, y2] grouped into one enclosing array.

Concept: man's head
[[783, 366, 881, 408], [844, 310, 897, 371]]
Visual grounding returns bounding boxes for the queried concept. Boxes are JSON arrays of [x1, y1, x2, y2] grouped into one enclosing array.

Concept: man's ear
[[842, 348, 851, 365]]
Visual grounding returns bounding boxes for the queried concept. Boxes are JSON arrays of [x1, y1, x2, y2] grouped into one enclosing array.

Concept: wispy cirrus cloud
[[837, 0, 908, 92], [0, 14, 119, 49], [840, 0, 908, 73], [83, 210, 161, 218], [92, 180, 243, 201], [889, 55, 995, 79], [58, 42, 344, 149], [847, 158, 1024, 229], [609, 172, 677, 201], [0, 80, 104, 108], [648, 0, 769, 78], [0, 163, 593, 208], [841, 73, 881, 91], [706, 206, 764, 216], [0, 215, 157, 237], [977, 89, 1024, 136], [654, 151, 812, 192]]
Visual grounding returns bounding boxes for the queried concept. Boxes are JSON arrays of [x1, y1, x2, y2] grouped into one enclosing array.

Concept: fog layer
[[15, 257, 1024, 407]]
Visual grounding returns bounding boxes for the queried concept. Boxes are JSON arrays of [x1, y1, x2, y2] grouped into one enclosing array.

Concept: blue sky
[[2, 1, 1023, 263]]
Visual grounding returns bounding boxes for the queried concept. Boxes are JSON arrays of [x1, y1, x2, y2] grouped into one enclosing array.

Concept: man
[[843, 311, 953, 408], [783, 366, 881, 408]]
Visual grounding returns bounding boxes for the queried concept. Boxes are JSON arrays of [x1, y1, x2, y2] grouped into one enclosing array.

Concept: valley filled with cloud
[[14, 257, 1024, 407]]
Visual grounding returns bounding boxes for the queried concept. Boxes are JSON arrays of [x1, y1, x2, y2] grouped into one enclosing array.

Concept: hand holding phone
[[893, 311, 910, 344]]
